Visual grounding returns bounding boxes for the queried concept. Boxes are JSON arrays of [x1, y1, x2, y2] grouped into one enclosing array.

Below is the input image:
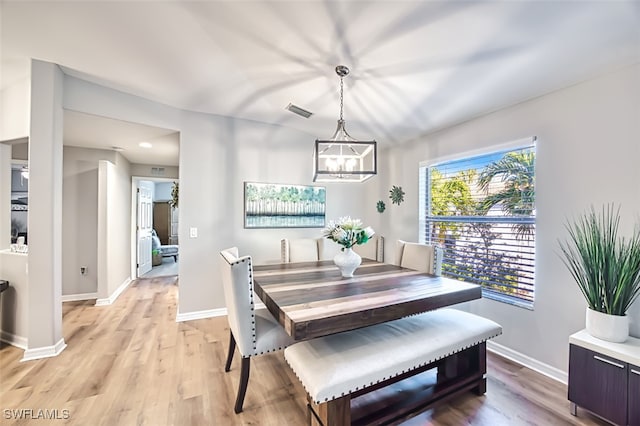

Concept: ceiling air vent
[[151, 167, 165, 176], [285, 103, 313, 119]]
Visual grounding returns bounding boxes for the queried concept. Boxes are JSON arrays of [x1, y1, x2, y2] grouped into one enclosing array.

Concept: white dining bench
[[284, 308, 502, 426]]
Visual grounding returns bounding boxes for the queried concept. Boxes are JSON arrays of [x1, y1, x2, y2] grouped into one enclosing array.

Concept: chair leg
[[224, 331, 236, 372], [234, 357, 251, 414]]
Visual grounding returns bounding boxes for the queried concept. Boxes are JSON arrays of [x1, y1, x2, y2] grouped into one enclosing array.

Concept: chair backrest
[[353, 235, 385, 262], [220, 247, 257, 356], [395, 240, 443, 275], [281, 238, 320, 263], [318, 238, 342, 261]]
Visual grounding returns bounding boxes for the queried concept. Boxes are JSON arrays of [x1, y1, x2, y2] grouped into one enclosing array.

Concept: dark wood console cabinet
[[629, 362, 640, 426], [568, 330, 640, 426]]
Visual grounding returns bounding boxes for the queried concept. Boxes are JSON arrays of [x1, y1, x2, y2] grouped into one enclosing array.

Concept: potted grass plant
[[559, 205, 640, 342]]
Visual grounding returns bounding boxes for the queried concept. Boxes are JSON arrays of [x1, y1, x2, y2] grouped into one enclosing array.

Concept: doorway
[[131, 177, 180, 280]]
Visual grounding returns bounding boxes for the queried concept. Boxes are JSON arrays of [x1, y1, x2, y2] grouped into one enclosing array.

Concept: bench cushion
[[284, 309, 502, 404]]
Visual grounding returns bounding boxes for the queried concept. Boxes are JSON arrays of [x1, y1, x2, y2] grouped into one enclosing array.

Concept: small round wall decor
[[390, 186, 405, 205], [376, 200, 386, 213]]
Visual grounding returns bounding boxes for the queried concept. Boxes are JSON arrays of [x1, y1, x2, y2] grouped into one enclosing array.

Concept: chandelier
[[313, 65, 377, 183]]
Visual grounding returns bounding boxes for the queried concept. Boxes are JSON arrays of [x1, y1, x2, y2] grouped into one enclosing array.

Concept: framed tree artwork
[[244, 182, 326, 229]]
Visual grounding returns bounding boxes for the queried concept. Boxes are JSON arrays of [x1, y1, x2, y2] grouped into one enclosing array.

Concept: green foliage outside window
[[425, 145, 536, 305]]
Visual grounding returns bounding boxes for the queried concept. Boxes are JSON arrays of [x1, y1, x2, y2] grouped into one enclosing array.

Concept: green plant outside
[[430, 169, 476, 242], [170, 182, 179, 208], [430, 168, 527, 300], [477, 151, 535, 239], [559, 205, 640, 316]]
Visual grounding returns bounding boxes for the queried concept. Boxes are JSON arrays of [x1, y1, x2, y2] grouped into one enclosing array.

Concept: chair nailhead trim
[[225, 253, 291, 358]]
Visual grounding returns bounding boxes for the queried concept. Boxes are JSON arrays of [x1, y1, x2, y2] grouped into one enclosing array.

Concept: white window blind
[[421, 143, 536, 307]]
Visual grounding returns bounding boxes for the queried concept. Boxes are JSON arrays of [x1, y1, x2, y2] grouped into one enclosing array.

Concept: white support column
[[22, 60, 66, 361], [0, 143, 11, 250], [96, 160, 109, 301]]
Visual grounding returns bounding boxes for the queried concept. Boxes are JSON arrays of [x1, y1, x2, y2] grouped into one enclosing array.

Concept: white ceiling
[[63, 111, 180, 166], [2, 1, 639, 161]]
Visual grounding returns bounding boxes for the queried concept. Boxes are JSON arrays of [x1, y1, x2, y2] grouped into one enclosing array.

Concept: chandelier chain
[[339, 77, 344, 122], [313, 65, 376, 183]]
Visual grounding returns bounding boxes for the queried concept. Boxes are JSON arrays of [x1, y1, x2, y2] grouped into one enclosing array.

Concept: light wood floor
[[0, 276, 607, 426]]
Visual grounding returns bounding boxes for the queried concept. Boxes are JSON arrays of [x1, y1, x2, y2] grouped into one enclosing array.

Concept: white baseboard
[[21, 338, 67, 362], [487, 340, 568, 384], [0, 330, 28, 350], [62, 292, 98, 302], [176, 308, 226, 322], [95, 277, 131, 306], [174, 302, 266, 323]]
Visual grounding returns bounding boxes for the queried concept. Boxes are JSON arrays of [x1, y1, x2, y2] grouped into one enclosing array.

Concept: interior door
[[137, 180, 154, 276]]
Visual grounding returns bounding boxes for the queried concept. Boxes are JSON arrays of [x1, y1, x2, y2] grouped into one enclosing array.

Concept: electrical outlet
[[80, 266, 87, 275]]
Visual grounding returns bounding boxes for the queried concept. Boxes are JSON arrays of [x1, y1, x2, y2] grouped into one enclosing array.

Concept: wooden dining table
[[253, 259, 481, 341]]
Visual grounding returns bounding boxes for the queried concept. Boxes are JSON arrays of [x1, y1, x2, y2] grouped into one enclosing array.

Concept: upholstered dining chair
[[353, 235, 385, 262], [395, 240, 443, 276], [220, 247, 295, 413], [280, 238, 342, 263], [280, 238, 319, 263]]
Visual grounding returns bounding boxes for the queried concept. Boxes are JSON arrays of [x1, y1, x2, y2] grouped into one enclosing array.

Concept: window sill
[[482, 288, 534, 310]]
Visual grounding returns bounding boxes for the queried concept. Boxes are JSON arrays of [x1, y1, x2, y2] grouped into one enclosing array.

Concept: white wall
[[62, 146, 118, 296], [11, 142, 28, 161], [108, 153, 132, 295], [97, 155, 132, 299], [0, 144, 11, 249], [215, 118, 367, 264], [372, 63, 640, 373], [27, 60, 64, 351], [130, 163, 178, 180], [0, 77, 30, 141], [154, 181, 173, 201]]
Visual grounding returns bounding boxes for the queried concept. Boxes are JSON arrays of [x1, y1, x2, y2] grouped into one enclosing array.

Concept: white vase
[[333, 248, 362, 278], [585, 307, 629, 343]]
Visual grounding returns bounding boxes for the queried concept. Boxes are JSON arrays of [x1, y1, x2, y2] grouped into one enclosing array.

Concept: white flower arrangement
[[324, 216, 375, 250]]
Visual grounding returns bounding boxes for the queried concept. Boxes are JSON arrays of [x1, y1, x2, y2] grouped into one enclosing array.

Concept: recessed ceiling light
[[139, 142, 152, 149]]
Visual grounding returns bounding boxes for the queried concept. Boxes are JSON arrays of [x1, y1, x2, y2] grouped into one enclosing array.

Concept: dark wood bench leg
[[473, 377, 487, 396], [308, 394, 350, 426], [473, 342, 487, 395], [437, 353, 459, 382], [436, 342, 487, 395]]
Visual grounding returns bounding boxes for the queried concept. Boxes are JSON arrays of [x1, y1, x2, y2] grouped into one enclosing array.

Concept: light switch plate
[[190, 227, 198, 238]]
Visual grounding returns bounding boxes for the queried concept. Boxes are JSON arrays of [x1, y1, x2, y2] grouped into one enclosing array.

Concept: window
[[420, 141, 536, 308]]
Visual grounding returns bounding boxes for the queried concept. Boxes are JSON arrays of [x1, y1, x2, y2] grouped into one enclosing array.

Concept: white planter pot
[[333, 248, 362, 278], [585, 308, 629, 343]]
